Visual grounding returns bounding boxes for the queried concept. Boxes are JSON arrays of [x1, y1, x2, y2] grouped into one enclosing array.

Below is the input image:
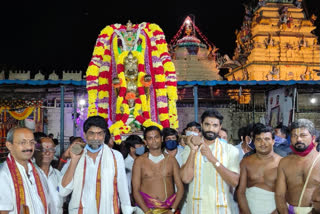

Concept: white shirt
[[235, 142, 246, 162], [62, 149, 103, 214], [0, 158, 50, 214], [124, 154, 134, 194], [38, 165, 63, 214], [59, 147, 134, 214]]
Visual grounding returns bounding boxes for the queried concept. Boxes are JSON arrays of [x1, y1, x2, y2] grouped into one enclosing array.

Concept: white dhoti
[[288, 203, 312, 214], [245, 187, 276, 214]]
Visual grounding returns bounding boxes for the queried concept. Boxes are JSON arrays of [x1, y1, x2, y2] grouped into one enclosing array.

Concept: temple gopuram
[[170, 16, 221, 81], [222, 0, 320, 81]]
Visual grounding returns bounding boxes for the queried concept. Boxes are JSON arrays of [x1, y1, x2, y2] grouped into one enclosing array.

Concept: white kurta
[[0, 157, 50, 214], [59, 145, 135, 214], [182, 139, 240, 214], [37, 165, 63, 214], [124, 154, 134, 194]]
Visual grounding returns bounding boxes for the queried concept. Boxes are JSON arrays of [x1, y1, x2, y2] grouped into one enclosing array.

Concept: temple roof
[[170, 16, 222, 81]]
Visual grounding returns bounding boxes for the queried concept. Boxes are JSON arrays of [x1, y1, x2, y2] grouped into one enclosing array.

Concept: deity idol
[[86, 21, 178, 143]]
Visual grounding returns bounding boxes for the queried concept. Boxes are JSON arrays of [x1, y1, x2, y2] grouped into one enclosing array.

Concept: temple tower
[[222, 0, 320, 81]]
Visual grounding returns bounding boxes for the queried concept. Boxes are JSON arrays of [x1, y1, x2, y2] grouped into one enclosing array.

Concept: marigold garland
[[86, 22, 178, 144], [8, 107, 35, 120]]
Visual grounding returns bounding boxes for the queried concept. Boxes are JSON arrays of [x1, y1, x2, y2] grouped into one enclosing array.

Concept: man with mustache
[[0, 128, 50, 214], [59, 116, 135, 214], [237, 125, 281, 214], [34, 137, 64, 214], [180, 109, 240, 214], [276, 119, 320, 214]]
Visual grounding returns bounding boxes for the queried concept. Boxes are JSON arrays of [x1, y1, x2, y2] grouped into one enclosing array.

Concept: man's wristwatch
[[171, 208, 176, 213], [215, 161, 221, 167]]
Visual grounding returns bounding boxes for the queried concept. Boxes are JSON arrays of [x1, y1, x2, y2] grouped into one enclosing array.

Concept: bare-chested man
[[238, 125, 282, 214], [132, 126, 184, 214], [276, 119, 320, 214], [311, 187, 320, 214]]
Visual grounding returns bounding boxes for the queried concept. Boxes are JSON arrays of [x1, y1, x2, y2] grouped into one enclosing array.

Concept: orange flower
[[140, 78, 152, 87], [125, 92, 136, 100], [112, 78, 122, 88]]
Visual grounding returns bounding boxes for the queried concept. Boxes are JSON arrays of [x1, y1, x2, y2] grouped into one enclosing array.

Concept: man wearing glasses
[[0, 127, 50, 214], [34, 137, 63, 214], [59, 116, 135, 214]]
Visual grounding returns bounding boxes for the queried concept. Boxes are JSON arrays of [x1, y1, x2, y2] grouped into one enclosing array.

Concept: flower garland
[[150, 24, 178, 129], [86, 25, 116, 118], [86, 22, 179, 143], [8, 107, 35, 121], [0, 100, 43, 121], [110, 50, 154, 143], [145, 24, 171, 128]]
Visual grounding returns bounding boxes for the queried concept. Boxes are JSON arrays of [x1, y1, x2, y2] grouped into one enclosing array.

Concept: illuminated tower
[[222, 0, 320, 81]]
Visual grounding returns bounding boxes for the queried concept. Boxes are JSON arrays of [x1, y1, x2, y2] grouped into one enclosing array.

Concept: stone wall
[[46, 107, 75, 141], [295, 113, 320, 130]]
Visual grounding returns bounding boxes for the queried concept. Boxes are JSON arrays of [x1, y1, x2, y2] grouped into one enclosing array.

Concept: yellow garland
[[88, 90, 98, 116], [137, 72, 149, 114], [159, 113, 169, 122], [155, 89, 167, 97], [143, 119, 163, 130], [87, 22, 179, 138], [86, 25, 114, 118], [116, 96, 124, 114], [133, 102, 142, 118], [115, 50, 150, 121], [151, 24, 179, 129], [122, 102, 130, 115], [110, 101, 132, 144], [8, 107, 35, 121]]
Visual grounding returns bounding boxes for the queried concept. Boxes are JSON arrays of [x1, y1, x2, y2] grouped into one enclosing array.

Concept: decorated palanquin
[[86, 21, 178, 143]]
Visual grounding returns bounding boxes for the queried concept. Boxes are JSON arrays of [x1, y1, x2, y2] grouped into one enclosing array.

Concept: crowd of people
[[0, 109, 320, 214]]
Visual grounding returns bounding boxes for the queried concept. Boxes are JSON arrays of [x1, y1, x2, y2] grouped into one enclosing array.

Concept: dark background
[[0, 0, 319, 74]]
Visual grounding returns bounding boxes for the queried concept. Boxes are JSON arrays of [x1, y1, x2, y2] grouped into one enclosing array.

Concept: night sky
[[1, 0, 320, 74]]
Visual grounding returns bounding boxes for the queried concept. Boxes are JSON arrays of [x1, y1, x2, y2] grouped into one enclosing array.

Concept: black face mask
[[202, 130, 218, 141]]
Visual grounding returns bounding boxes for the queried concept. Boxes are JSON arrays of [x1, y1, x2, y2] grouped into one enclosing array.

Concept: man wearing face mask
[[163, 128, 182, 167], [124, 135, 145, 197], [180, 109, 240, 214], [276, 119, 320, 214], [180, 122, 202, 147], [59, 116, 135, 214]]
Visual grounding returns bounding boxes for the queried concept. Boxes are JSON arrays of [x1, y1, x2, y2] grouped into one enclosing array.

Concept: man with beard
[[0, 128, 50, 214], [132, 126, 184, 214], [180, 109, 240, 214], [276, 119, 320, 214], [238, 125, 281, 214], [59, 116, 135, 214]]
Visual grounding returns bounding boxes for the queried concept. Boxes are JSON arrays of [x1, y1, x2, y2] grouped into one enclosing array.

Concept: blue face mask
[[85, 144, 103, 153], [165, 140, 178, 151], [135, 146, 145, 156]]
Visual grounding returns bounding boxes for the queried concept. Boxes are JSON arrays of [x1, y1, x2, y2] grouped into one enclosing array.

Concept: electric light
[[310, 98, 317, 104], [79, 99, 86, 106]]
